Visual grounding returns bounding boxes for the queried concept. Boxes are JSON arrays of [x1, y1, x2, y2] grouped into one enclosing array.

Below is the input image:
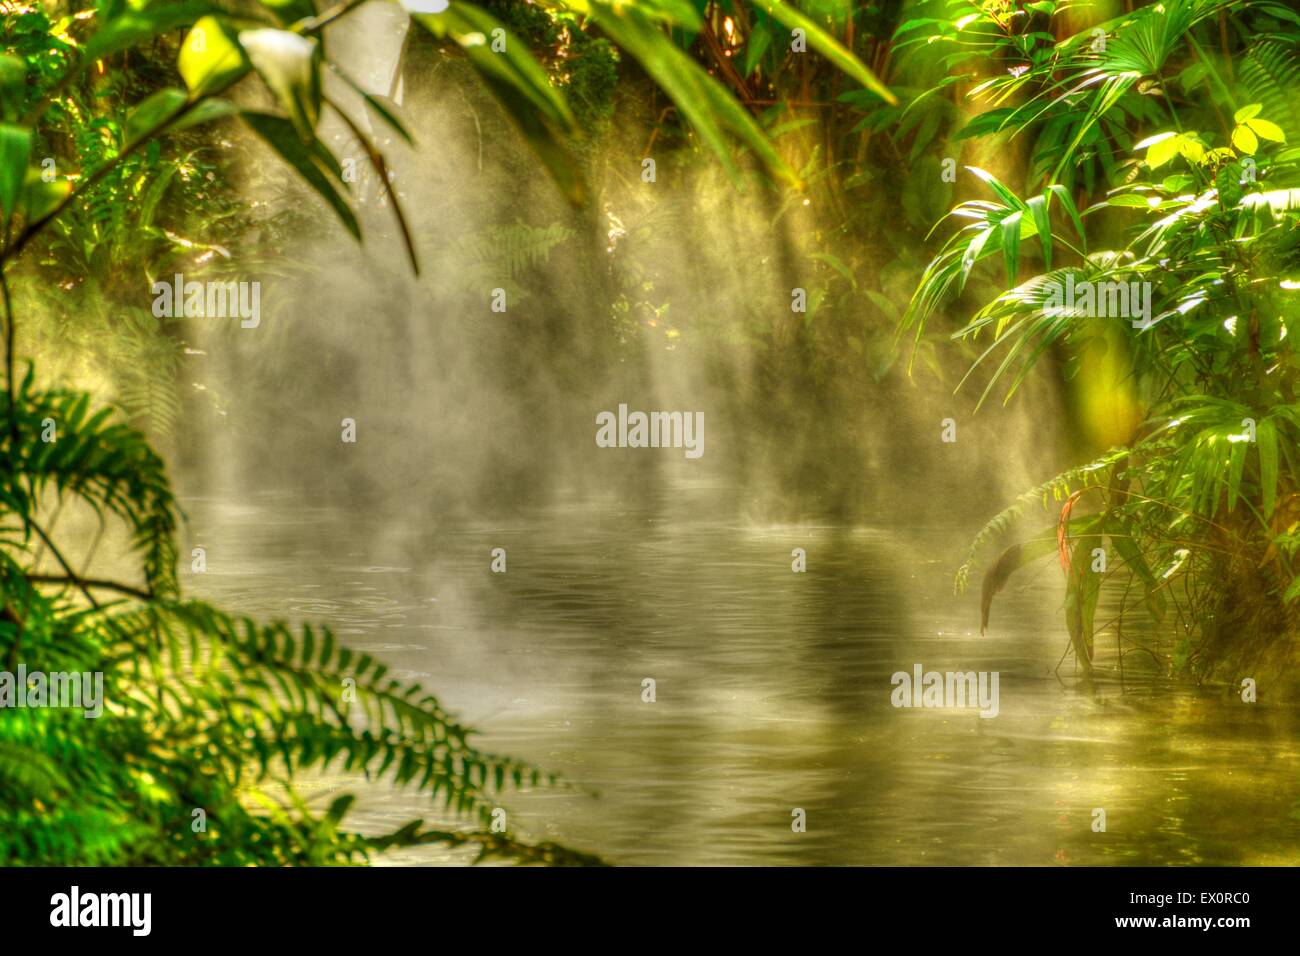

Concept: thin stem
[[28, 520, 99, 609], [0, 264, 13, 446], [26, 573, 151, 602]]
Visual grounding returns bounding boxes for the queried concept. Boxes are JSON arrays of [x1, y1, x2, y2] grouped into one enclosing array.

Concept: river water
[[181, 483, 1300, 866]]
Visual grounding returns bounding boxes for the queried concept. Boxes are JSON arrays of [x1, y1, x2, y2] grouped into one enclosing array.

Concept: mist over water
[[171, 9, 1299, 865], [180, 4, 1062, 525]]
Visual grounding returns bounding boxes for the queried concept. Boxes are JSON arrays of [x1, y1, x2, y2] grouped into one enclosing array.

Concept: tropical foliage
[[901, 0, 1300, 680]]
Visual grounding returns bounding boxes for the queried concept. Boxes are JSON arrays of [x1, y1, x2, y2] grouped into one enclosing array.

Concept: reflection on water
[[184, 489, 1300, 866]]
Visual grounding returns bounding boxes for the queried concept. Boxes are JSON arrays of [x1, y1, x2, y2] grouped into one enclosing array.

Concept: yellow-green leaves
[[239, 29, 322, 140], [179, 16, 248, 98], [1231, 104, 1286, 155], [1133, 109, 1284, 170], [1137, 131, 1204, 169]]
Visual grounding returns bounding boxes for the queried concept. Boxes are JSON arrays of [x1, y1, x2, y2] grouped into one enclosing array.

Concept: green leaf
[[126, 88, 188, 145], [476, 73, 585, 205], [1227, 439, 1246, 511], [1046, 184, 1086, 248], [169, 97, 240, 133], [754, 1, 896, 104], [1258, 418, 1278, 518], [239, 111, 359, 238], [1000, 211, 1021, 286], [1065, 558, 1101, 668], [744, 20, 773, 77], [1027, 194, 1051, 271], [1234, 102, 1263, 122], [0, 124, 32, 220], [22, 169, 70, 222], [407, 2, 574, 131], [980, 531, 1057, 633], [1146, 133, 1181, 169], [84, 2, 216, 61], [179, 16, 249, 98], [590, 4, 792, 187], [239, 29, 322, 140], [0, 54, 25, 122], [1108, 193, 1153, 207], [966, 166, 1026, 211], [334, 70, 413, 144]]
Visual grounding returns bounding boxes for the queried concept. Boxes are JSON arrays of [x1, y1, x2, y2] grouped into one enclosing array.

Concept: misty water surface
[[184, 486, 1300, 866]]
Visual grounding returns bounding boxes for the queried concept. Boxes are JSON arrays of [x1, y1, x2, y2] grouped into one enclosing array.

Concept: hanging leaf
[[753, 1, 896, 104], [0, 124, 32, 221], [239, 29, 322, 140], [980, 532, 1056, 634], [240, 111, 359, 238], [406, 2, 574, 131]]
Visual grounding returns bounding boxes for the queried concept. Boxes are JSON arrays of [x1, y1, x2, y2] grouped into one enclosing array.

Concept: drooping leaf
[[0, 124, 32, 220], [239, 111, 359, 238], [753, 0, 896, 104], [239, 29, 322, 140]]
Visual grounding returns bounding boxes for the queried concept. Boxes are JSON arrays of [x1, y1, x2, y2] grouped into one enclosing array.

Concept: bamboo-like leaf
[[1027, 194, 1051, 270], [240, 111, 359, 238], [753, 1, 896, 104], [1001, 211, 1021, 286], [591, 3, 795, 187]]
